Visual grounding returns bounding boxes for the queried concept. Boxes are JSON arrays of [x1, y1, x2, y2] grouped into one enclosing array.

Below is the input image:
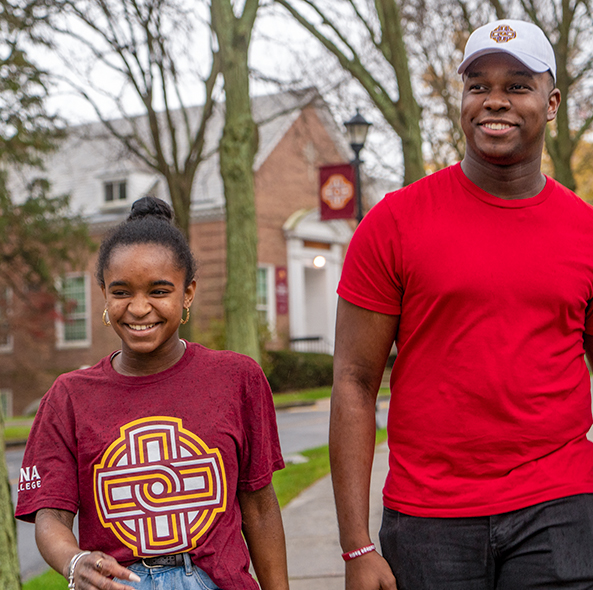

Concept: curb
[[274, 400, 317, 410]]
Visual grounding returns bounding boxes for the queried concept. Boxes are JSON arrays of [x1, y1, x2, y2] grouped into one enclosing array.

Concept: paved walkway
[[282, 443, 389, 590]]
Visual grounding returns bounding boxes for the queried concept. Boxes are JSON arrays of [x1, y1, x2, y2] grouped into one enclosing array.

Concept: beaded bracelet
[[68, 551, 91, 590], [342, 543, 376, 561]]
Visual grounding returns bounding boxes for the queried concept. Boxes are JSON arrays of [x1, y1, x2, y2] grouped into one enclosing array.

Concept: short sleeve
[[15, 379, 79, 522], [337, 196, 403, 315], [237, 361, 284, 492]]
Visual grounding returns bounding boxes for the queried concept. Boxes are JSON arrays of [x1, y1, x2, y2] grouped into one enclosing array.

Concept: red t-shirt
[[338, 163, 593, 517], [16, 342, 284, 590]]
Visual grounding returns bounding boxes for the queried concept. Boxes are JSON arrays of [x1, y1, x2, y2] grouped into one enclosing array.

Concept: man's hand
[[345, 552, 398, 590]]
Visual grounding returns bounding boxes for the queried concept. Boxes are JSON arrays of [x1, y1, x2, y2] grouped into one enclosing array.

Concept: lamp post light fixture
[[344, 109, 372, 224], [313, 255, 327, 269]]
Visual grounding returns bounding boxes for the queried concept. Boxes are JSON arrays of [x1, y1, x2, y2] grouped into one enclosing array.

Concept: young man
[[331, 19, 593, 590]]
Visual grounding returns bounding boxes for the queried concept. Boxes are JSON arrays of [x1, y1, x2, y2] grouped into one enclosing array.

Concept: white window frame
[[0, 286, 13, 353], [102, 178, 128, 209], [55, 272, 92, 349], [256, 264, 277, 336]]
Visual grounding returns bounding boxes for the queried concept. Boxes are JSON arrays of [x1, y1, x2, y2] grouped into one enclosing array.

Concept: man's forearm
[[330, 381, 378, 551]]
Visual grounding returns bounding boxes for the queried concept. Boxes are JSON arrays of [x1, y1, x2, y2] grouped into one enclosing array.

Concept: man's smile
[[480, 122, 514, 130]]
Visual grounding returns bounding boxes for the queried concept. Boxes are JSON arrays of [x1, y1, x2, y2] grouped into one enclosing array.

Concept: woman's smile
[[101, 242, 196, 374]]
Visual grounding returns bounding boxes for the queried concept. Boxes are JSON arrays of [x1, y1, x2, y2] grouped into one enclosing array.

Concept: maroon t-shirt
[[16, 342, 284, 590]]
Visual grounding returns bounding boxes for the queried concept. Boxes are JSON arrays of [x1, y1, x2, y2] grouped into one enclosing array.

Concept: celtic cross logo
[[490, 25, 516, 43], [321, 174, 354, 210], [94, 417, 227, 556]]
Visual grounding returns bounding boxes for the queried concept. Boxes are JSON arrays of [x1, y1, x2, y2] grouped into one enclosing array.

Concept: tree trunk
[[399, 118, 425, 186], [375, 0, 425, 185], [211, 0, 261, 363], [547, 131, 576, 191], [167, 177, 194, 341], [0, 412, 21, 590], [545, 33, 577, 191]]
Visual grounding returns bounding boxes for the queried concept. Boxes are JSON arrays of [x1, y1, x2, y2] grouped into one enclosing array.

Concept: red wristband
[[342, 543, 376, 561]]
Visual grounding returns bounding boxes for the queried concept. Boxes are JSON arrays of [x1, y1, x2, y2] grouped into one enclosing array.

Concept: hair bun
[[128, 196, 174, 222]]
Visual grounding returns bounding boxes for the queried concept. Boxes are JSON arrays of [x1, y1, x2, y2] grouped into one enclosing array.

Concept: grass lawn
[[23, 568, 66, 590], [4, 424, 31, 441], [272, 386, 332, 407], [273, 427, 387, 508], [272, 386, 390, 408], [22, 428, 388, 589]]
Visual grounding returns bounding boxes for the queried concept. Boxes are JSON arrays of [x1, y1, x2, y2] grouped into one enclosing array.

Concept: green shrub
[[264, 350, 333, 392]]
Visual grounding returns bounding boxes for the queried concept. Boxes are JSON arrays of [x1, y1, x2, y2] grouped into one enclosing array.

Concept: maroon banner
[[275, 267, 289, 315], [319, 163, 356, 220]]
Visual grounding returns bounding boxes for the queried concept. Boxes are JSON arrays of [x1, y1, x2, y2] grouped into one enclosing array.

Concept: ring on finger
[[95, 558, 103, 571]]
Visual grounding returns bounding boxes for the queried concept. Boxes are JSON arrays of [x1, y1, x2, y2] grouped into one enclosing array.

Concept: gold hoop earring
[[180, 307, 190, 325], [102, 308, 111, 327]]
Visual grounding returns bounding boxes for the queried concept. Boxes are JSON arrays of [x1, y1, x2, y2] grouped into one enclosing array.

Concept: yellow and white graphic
[[94, 417, 227, 557]]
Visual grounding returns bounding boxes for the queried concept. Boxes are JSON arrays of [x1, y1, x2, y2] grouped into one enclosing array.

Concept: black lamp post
[[344, 109, 372, 224]]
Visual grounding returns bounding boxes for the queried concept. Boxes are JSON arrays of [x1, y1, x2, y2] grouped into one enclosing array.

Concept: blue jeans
[[379, 494, 593, 590], [114, 553, 222, 590]]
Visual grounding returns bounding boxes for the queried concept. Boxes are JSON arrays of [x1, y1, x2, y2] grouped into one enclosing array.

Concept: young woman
[[16, 197, 289, 590]]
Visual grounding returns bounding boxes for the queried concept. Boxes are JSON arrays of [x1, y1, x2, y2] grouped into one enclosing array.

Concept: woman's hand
[[35, 508, 140, 589], [66, 551, 141, 589]]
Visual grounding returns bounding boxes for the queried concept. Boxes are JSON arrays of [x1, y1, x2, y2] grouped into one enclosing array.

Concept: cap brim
[[458, 48, 551, 77]]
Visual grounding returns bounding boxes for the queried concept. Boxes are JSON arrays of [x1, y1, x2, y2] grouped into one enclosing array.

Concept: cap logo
[[490, 24, 516, 43]]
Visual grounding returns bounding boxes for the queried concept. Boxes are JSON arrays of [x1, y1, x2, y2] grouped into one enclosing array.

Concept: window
[[256, 265, 276, 333], [56, 273, 91, 348], [104, 180, 127, 203], [0, 287, 13, 353], [0, 389, 12, 419]]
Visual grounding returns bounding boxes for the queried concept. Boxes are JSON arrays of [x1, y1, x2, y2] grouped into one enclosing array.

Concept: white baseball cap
[[458, 19, 556, 82]]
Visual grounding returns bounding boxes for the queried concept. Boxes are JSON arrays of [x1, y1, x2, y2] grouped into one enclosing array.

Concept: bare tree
[[47, 0, 220, 239], [519, 0, 593, 192], [274, 0, 425, 186]]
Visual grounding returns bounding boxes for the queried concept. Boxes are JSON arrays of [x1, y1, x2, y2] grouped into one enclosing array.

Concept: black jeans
[[379, 494, 593, 590]]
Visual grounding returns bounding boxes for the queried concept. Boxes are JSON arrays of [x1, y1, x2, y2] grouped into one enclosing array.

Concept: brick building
[[0, 90, 365, 416]]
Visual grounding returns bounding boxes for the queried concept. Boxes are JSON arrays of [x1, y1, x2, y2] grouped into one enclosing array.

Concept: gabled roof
[[9, 88, 351, 224]]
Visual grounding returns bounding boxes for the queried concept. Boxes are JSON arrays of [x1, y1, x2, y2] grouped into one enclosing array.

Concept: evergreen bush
[[264, 350, 333, 392]]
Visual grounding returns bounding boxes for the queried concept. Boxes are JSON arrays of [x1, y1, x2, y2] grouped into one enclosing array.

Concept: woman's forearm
[[239, 483, 289, 590], [35, 508, 79, 577]]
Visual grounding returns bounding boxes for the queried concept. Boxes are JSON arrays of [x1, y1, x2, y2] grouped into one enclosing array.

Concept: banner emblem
[[322, 174, 354, 210], [319, 163, 356, 220]]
